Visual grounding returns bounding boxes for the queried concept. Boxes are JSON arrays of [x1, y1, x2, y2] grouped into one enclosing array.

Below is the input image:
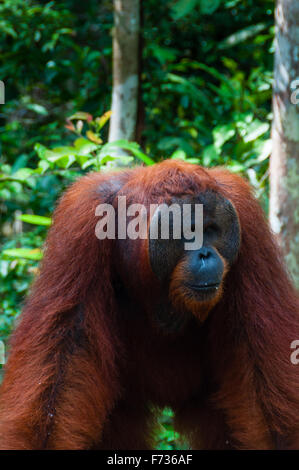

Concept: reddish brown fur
[[0, 160, 298, 449]]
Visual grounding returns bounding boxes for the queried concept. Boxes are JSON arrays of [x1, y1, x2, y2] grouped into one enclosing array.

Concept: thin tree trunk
[[136, 0, 145, 146], [109, 0, 140, 143], [270, 0, 299, 288]]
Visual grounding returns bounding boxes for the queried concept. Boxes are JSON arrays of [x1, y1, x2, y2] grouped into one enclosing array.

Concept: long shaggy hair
[[0, 160, 298, 450]]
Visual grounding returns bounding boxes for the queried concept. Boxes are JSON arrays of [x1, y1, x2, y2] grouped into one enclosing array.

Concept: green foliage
[[0, 229, 44, 342], [156, 408, 189, 450], [17, 214, 52, 226], [142, 0, 273, 210]]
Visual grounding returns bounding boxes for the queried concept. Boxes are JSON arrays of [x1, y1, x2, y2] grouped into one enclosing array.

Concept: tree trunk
[[270, 0, 299, 289], [108, 0, 140, 143]]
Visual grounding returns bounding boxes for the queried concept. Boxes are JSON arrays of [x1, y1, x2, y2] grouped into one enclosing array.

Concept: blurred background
[[0, 0, 298, 449]]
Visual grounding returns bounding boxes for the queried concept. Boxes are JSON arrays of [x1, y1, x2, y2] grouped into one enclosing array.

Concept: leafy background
[[0, 0, 274, 449]]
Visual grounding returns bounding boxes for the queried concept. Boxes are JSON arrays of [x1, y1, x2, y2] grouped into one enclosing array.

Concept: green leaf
[[199, 0, 220, 15], [46, 146, 76, 158], [170, 149, 187, 160], [74, 138, 98, 155], [68, 112, 93, 121], [34, 143, 49, 160], [26, 103, 48, 116], [163, 408, 174, 418], [202, 145, 219, 165], [157, 137, 195, 157], [0, 21, 17, 38], [227, 161, 244, 172], [98, 155, 116, 165], [2, 249, 43, 261], [95, 111, 112, 130], [82, 158, 97, 170], [257, 139, 272, 162], [11, 154, 29, 172], [44, 147, 77, 168], [166, 73, 212, 108], [12, 168, 35, 181], [219, 24, 267, 49], [247, 168, 259, 187], [17, 215, 52, 226], [52, 155, 76, 168], [171, 0, 198, 20], [75, 154, 90, 168], [114, 155, 134, 165], [213, 124, 236, 151], [101, 140, 155, 166], [150, 45, 178, 64], [243, 120, 270, 143], [36, 160, 50, 174], [86, 130, 103, 144], [192, 63, 235, 90]]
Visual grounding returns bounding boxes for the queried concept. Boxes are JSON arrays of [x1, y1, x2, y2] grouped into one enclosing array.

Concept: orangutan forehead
[[116, 186, 231, 210], [150, 190, 236, 222], [168, 190, 223, 208]]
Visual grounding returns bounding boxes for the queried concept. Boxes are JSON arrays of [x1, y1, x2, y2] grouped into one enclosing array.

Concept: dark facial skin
[[183, 245, 224, 295], [149, 191, 241, 327]]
